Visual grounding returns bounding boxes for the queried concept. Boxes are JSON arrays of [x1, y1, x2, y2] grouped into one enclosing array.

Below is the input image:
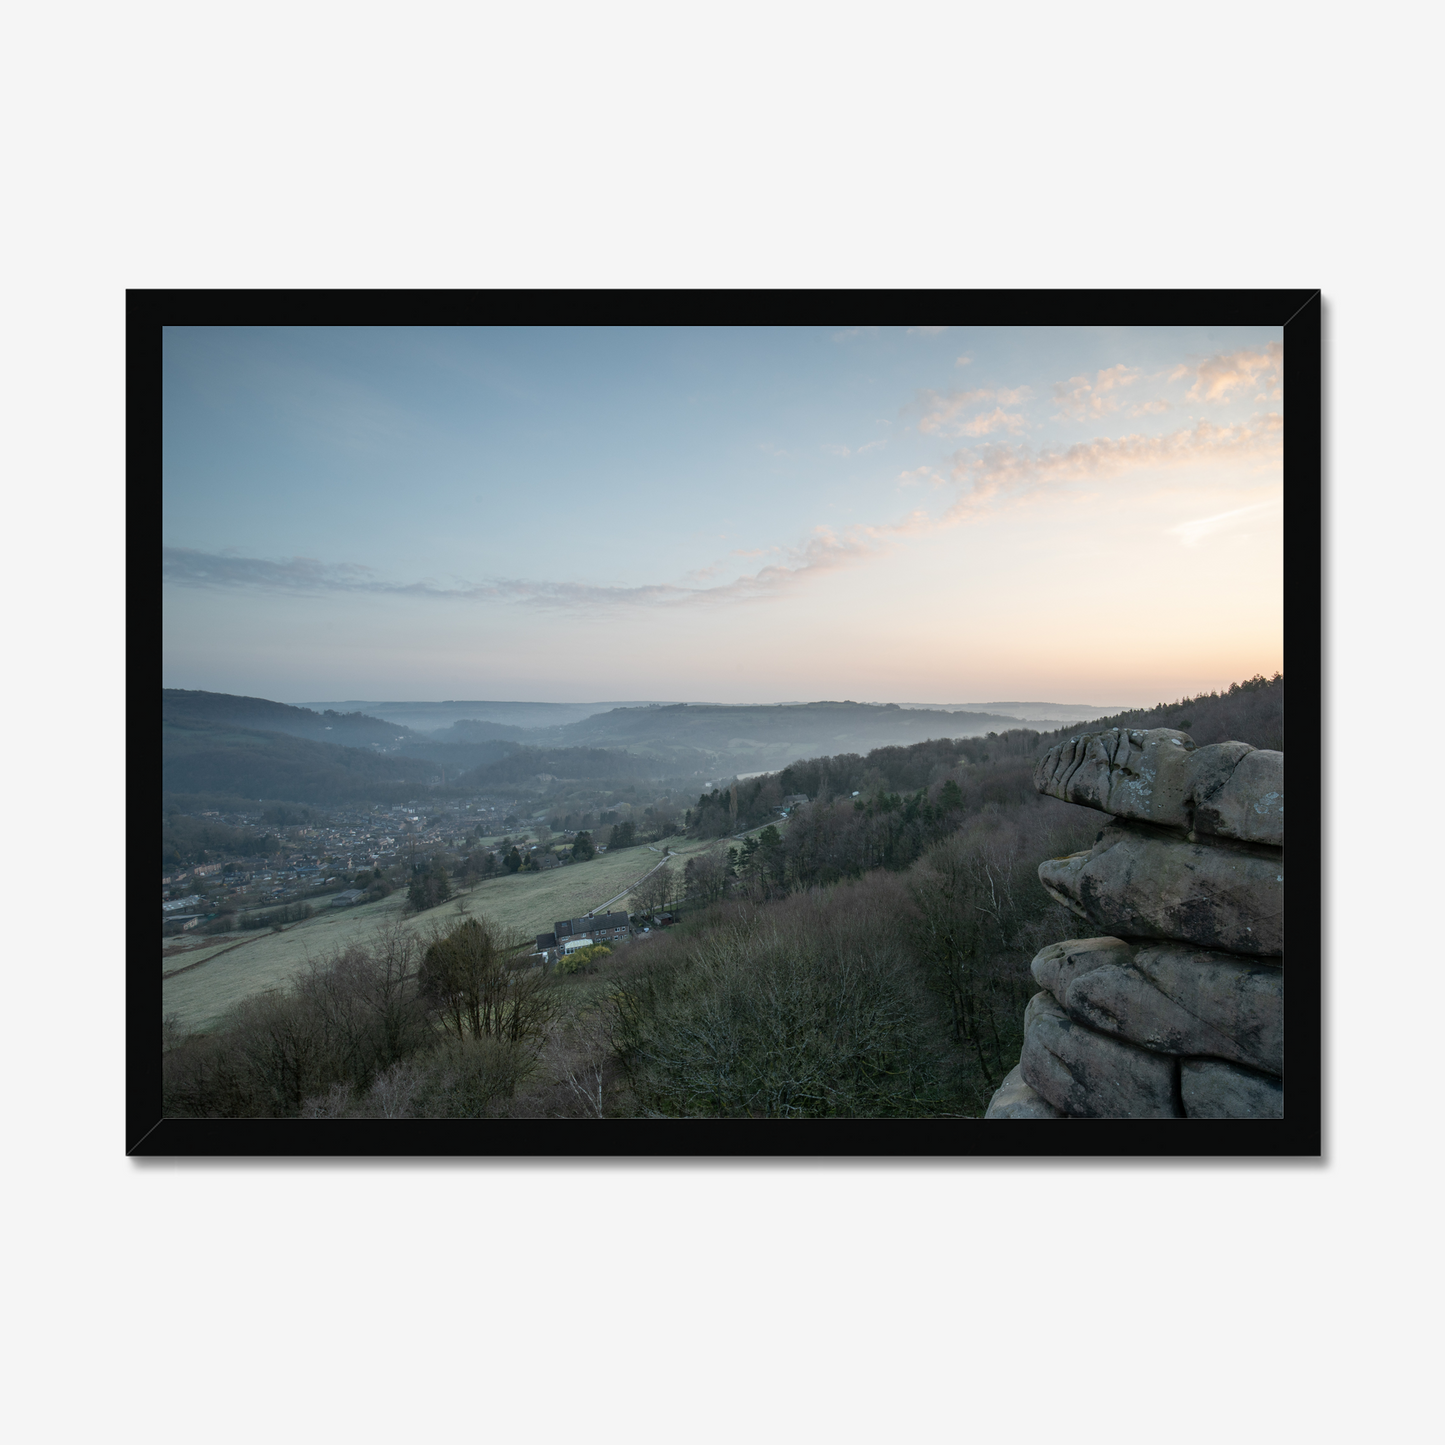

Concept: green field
[[161, 832, 746, 1034]]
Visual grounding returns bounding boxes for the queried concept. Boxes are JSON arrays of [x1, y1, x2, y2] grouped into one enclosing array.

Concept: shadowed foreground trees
[[606, 876, 958, 1118], [906, 810, 1100, 1097], [418, 916, 554, 1047], [162, 917, 547, 1119], [407, 855, 452, 912], [629, 863, 675, 919], [682, 848, 729, 905], [603, 800, 1099, 1117]]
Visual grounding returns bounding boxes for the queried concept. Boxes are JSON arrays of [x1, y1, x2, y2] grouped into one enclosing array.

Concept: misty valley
[[161, 675, 1284, 1120]]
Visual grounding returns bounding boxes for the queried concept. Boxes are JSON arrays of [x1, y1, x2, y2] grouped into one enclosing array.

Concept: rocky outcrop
[[1037, 823, 1283, 957], [984, 1064, 1067, 1118], [1180, 1060, 1284, 1120], [986, 725, 1284, 1122], [1017, 990, 1180, 1118], [1030, 937, 1283, 1076], [1034, 728, 1283, 847]]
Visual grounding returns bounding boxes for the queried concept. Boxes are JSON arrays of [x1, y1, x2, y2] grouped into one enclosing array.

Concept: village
[[160, 785, 809, 1005]]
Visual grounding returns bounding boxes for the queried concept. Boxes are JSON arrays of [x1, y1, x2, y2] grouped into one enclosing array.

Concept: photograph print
[[142, 298, 1318, 1155]]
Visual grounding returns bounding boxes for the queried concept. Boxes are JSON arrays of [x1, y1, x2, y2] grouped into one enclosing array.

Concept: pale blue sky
[[163, 324, 1285, 705]]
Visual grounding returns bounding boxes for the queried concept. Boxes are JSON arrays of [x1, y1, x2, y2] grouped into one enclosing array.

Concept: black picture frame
[[135, 291, 1321, 1157]]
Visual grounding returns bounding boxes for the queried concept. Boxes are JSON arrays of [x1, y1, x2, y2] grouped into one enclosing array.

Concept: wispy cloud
[[939, 413, 1283, 522], [832, 327, 878, 343], [162, 550, 389, 593], [839, 414, 1282, 551], [1051, 364, 1143, 421], [897, 466, 946, 489], [957, 406, 1026, 437], [163, 527, 888, 614], [907, 326, 948, 335], [1169, 495, 1283, 546], [955, 356, 973, 367], [1174, 341, 1283, 403], [917, 386, 1034, 435], [824, 437, 887, 458]]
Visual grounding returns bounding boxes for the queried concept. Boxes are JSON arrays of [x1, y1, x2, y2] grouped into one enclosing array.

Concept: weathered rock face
[[1037, 822, 1283, 957], [984, 1064, 1067, 1119], [1029, 936, 1136, 1002], [1180, 1060, 1284, 1120], [1019, 991, 1182, 1119], [990, 723, 1286, 1122], [1031, 937, 1283, 1076], [1034, 728, 1283, 848]]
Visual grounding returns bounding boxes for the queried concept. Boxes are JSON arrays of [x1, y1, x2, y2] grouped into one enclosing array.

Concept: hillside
[[1045, 672, 1283, 751], [901, 700, 1129, 724], [162, 690, 528, 785], [699, 675, 1284, 839], [163, 689, 417, 747], [170, 691, 1135, 781], [460, 744, 659, 790], [162, 720, 441, 804], [556, 700, 1039, 774], [416, 718, 549, 744], [160, 679, 1282, 809], [302, 699, 672, 733]]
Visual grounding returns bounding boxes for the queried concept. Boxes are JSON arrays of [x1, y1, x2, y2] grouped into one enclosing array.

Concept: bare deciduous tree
[[631, 863, 674, 918], [418, 915, 555, 1048], [683, 849, 729, 905]]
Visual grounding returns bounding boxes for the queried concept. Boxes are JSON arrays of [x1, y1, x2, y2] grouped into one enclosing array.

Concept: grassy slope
[[161, 832, 748, 1033]]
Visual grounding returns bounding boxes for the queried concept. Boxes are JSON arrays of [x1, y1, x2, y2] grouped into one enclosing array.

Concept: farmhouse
[[557, 911, 631, 943], [535, 910, 632, 957]]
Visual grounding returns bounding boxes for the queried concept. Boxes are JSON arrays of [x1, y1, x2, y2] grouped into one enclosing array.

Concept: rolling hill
[[551, 701, 1045, 774], [161, 719, 441, 805]]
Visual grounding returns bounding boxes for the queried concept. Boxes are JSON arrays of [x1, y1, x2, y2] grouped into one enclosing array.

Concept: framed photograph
[[135, 293, 1319, 1156]]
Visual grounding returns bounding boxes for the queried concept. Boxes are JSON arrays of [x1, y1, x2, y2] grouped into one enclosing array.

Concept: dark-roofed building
[[555, 912, 631, 943]]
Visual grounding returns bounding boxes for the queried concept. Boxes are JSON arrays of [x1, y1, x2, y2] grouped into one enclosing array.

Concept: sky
[[162, 324, 1285, 707]]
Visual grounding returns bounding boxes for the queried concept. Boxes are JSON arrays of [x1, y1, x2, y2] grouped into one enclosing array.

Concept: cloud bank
[[166, 396, 1283, 618], [1172, 341, 1283, 403], [917, 385, 1034, 435]]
